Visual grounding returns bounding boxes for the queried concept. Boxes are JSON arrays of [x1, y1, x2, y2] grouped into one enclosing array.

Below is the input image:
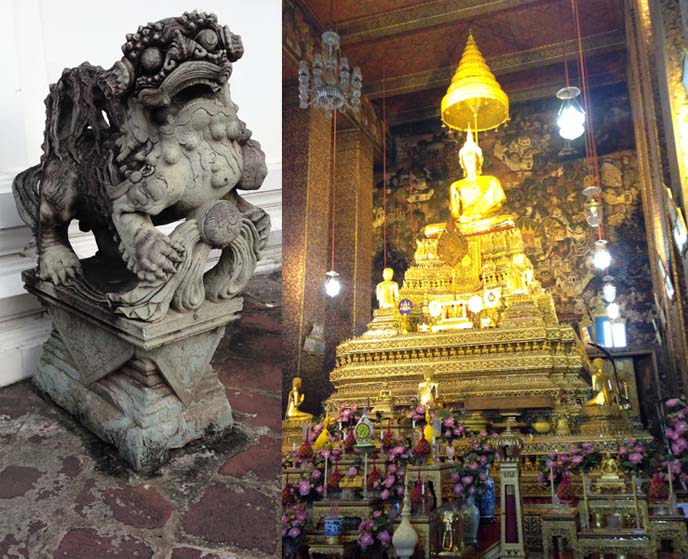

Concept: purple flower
[[359, 532, 374, 549], [536, 472, 545, 483], [380, 488, 391, 500], [571, 455, 584, 466], [462, 476, 474, 485], [378, 530, 392, 546], [666, 398, 680, 408], [287, 527, 301, 538], [282, 528, 288, 537], [453, 483, 463, 495], [468, 485, 476, 495], [451, 472, 460, 482], [396, 486, 405, 496], [444, 417, 456, 428], [628, 452, 643, 465], [373, 509, 382, 518], [298, 480, 311, 496], [546, 459, 556, 470], [618, 446, 628, 455], [384, 475, 395, 488], [479, 472, 486, 481], [468, 462, 479, 471], [672, 441, 687, 456], [454, 427, 463, 436], [347, 467, 358, 477], [445, 429, 453, 438], [315, 485, 324, 495], [388, 464, 397, 474], [312, 469, 322, 480]]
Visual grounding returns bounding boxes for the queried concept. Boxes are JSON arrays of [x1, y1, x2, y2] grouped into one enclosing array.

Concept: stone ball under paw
[[237, 139, 267, 190], [199, 200, 242, 248]]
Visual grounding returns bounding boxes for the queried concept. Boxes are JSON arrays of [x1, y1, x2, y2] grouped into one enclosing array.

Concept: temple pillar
[[325, 128, 374, 371], [626, 0, 688, 392], [282, 100, 332, 413]]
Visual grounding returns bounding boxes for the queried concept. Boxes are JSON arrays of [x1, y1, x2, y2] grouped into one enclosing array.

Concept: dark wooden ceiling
[[284, 0, 626, 126]]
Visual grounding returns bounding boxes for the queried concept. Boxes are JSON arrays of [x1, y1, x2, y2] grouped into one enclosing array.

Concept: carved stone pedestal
[[25, 270, 240, 473]]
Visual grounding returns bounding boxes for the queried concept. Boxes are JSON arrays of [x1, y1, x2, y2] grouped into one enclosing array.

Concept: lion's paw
[[38, 245, 81, 285], [130, 229, 185, 283]]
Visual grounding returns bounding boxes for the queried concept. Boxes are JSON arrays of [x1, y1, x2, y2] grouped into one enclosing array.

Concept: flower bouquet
[[357, 510, 392, 553], [617, 438, 652, 476], [282, 503, 307, 559]]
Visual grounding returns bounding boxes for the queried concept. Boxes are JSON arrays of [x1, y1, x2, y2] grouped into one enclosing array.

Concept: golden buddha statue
[[285, 376, 313, 420], [449, 125, 513, 235], [601, 453, 621, 478], [376, 267, 400, 310], [585, 358, 618, 407], [418, 369, 439, 407], [374, 382, 395, 413]]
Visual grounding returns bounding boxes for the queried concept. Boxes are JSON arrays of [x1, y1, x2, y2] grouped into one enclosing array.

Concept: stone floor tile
[[53, 528, 154, 558], [239, 312, 282, 334], [225, 389, 281, 432], [218, 358, 281, 393], [182, 483, 277, 555], [0, 465, 43, 499], [102, 484, 174, 529], [218, 436, 280, 480]]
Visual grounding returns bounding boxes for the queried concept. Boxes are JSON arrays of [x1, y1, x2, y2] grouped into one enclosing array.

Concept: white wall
[[0, 0, 282, 386]]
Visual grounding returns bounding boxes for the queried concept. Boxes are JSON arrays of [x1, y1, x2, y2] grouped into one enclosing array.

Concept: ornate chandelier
[[298, 29, 362, 117]]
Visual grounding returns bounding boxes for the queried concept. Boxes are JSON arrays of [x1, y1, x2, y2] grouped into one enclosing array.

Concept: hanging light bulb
[[607, 302, 620, 319], [593, 239, 611, 270], [556, 86, 585, 141], [582, 186, 603, 228], [602, 275, 616, 303], [325, 270, 341, 297]]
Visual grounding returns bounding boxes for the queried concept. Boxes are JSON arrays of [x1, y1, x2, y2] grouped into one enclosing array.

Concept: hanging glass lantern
[[602, 275, 616, 303], [556, 86, 585, 141], [607, 302, 620, 320], [325, 270, 341, 297], [593, 239, 611, 271], [582, 186, 603, 228]]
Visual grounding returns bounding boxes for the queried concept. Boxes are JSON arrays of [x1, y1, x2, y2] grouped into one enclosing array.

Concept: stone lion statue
[[13, 11, 270, 321]]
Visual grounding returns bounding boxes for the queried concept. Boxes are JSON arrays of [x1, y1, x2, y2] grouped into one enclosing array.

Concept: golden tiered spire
[[441, 32, 509, 131]]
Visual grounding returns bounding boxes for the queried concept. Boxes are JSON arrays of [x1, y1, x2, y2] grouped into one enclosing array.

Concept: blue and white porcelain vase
[[477, 466, 496, 524]]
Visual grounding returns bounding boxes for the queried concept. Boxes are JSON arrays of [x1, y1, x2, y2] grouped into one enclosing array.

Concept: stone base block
[[24, 270, 242, 473]]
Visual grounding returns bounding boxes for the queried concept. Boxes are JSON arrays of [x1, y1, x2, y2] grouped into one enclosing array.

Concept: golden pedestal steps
[[328, 224, 590, 417]]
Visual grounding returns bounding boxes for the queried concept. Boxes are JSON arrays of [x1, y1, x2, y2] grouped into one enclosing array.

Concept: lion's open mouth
[[138, 61, 229, 109], [170, 80, 220, 106]]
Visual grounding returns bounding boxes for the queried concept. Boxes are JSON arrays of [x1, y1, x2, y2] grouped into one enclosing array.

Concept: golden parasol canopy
[[441, 32, 509, 132]]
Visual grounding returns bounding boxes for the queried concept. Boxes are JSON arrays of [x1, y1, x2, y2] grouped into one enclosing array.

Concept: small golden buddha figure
[[418, 368, 439, 407], [285, 376, 313, 420], [601, 453, 621, 479], [374, 382, 395, 413], [449, 125, 513, 235], [376, 267, 399, 310], [585, 358, 617, 407]]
